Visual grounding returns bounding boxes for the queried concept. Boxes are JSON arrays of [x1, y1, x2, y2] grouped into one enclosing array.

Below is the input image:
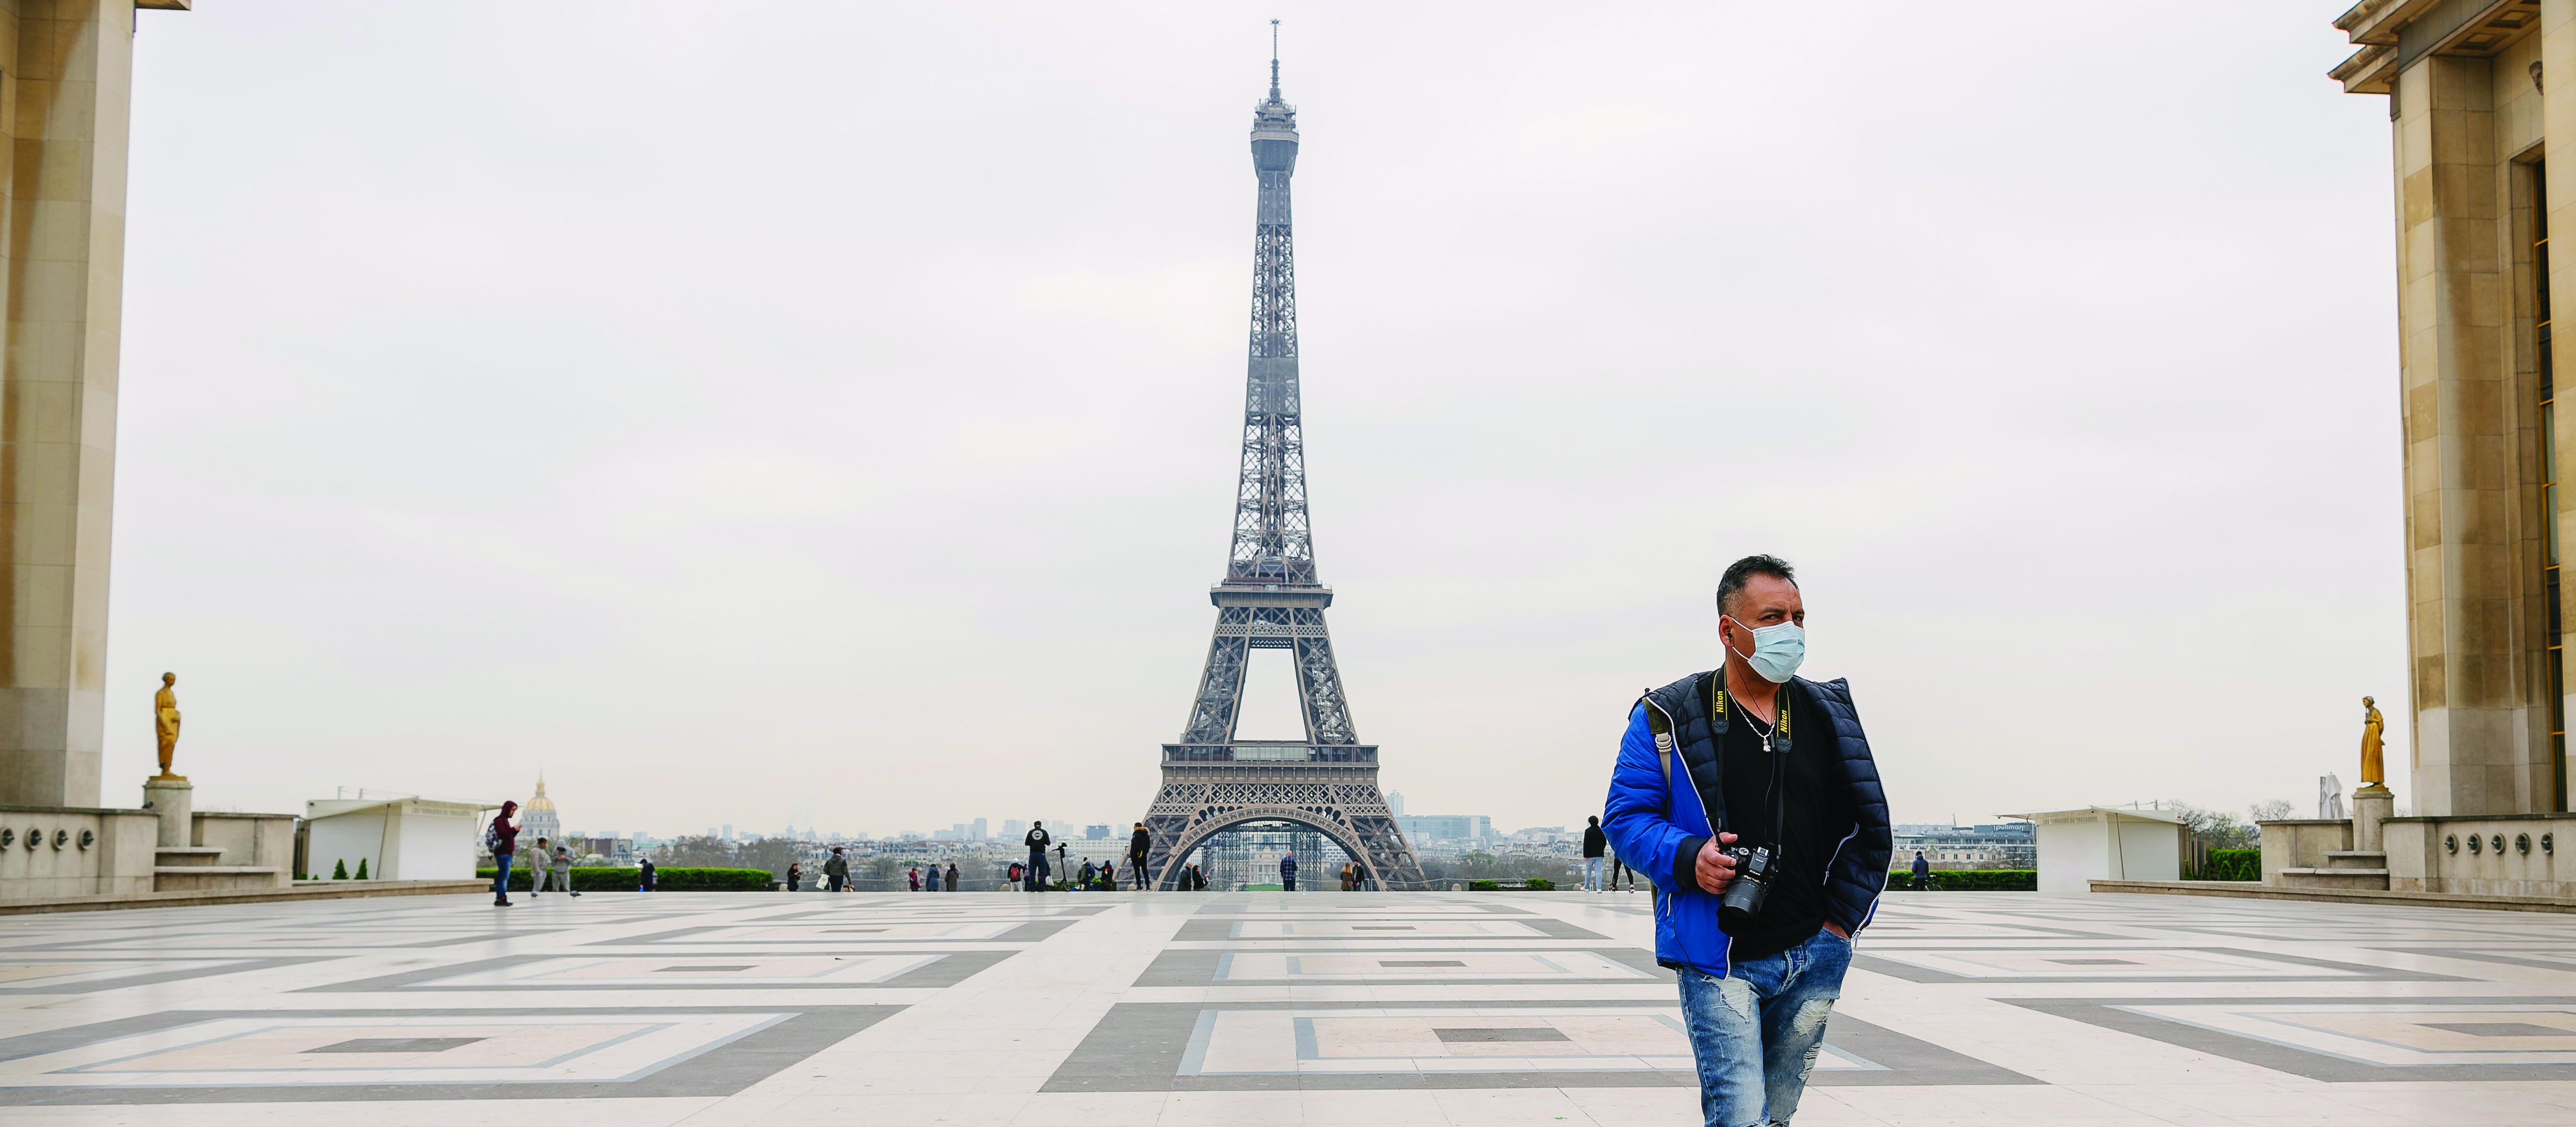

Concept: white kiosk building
[[2005, 806, 2188, 892]]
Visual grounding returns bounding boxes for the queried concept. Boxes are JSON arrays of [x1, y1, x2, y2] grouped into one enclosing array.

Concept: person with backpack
[[1025, 821, 1053, 891], [1601, 555, 1890, 1127], [823, 847, 849, 892], [637, 856, 657, 892], [1078, 859, 1096, 889], [485, 801, 519, 906]]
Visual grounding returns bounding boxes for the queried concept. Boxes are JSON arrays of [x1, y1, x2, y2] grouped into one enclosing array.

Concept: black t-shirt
[[1713, 679, 1855, 960]]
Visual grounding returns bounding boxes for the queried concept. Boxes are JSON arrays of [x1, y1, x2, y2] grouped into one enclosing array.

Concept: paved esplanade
[[0, 893, 2569, 1123]]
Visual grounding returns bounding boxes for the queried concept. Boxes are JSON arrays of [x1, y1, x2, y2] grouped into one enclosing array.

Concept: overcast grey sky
[[110, 3, 2397, 837]]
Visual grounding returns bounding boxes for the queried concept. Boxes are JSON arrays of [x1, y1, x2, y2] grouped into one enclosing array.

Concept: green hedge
[[2189, 849, 2260, 882], [1886, 869, 2037, 891], [473, 866, 774, 892]]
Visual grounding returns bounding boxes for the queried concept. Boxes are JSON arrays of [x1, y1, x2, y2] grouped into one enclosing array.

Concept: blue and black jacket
[[1601, 669, 1891, 978]]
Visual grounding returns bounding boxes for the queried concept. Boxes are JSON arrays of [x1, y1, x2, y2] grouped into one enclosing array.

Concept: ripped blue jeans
[[1676, 927, 1852, 1127]]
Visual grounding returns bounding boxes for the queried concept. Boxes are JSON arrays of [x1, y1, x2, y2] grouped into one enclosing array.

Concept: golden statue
[[2358, 695, 2385, 789], [152, 672, 183, 780]]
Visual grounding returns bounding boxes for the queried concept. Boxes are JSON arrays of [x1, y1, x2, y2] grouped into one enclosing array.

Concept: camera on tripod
[[1716, 842, 1774, 930]]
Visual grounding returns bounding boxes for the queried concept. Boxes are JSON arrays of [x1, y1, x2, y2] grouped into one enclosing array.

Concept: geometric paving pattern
[[0, 890, 2573, 1123]]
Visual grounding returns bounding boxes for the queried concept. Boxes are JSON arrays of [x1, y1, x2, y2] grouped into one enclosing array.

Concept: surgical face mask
[[1724, 617, 1806, 684]]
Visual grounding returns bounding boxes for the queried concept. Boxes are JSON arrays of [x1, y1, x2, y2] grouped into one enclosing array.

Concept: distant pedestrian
[[1608, 850, 1629, 892], [1279, 852, 1297, 892], [1338, 862, 1355, 891], [1099, 858, 1116, 889], [1079, 859, 1096, 889], [787, 862, 803, 892], [926, 864, 942, 892], [531, 838, 560, 896], [1025, 822, 1054, 891], [945, 863, 960, 891], [1008, 860, 1024, 888], [908, 866, 921, 892], [1911, 851, 1931, 891], [551, 842, 579, 897], [486, 801, 520, 907], [637, 856, 657, 892], [1129, 823, 1152, 890], [824, 847, 849, 893], [1583, 815, 1608, 893]]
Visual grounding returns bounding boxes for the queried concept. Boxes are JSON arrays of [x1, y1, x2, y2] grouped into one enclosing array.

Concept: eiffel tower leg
[[1290, 613, 1355, 745], [1180, 610, 1251, 746]]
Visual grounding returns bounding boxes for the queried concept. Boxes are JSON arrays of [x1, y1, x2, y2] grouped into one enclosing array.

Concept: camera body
[[1716, 842, 1774, 931]]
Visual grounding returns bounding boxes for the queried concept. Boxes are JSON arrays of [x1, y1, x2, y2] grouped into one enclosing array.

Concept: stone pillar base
[[142, 777, 193, 848], [2352, 786, 2394, 853]]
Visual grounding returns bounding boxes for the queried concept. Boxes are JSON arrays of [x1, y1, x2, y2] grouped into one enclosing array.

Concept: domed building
[[522, 775, 562, 846]]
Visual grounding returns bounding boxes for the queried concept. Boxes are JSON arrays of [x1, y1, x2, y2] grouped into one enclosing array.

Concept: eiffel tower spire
[[1138, 34, 1427, 891]]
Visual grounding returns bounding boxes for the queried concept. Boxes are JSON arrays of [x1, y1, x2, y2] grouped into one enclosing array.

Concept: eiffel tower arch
[[1141, 32, 1427, 892]]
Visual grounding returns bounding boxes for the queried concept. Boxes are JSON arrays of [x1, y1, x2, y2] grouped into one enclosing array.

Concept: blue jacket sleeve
[[1602, 704, 1706, 896]]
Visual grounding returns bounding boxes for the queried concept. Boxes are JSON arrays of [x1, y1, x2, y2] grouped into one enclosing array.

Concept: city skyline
[[108, 6, 2392, 835]]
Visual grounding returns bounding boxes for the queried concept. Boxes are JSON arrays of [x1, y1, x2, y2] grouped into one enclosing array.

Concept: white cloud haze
[[109, 3, 2399, 837]]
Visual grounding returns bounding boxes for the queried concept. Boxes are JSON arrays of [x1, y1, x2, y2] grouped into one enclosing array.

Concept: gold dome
[[524, 774, 557, 814]]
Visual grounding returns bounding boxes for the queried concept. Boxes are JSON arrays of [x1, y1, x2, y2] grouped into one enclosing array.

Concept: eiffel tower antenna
[[1137, 40, 1427, 892]]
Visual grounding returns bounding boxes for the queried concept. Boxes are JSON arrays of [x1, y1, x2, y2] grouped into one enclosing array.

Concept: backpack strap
[[1642, 691, 1676, 796]]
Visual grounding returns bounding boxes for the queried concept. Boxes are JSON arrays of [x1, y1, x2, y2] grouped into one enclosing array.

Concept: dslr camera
[[1716, 842, 1774, 931]]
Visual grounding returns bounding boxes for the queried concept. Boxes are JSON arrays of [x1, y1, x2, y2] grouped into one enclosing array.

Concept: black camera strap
[[1714, 679, 1792, 866]]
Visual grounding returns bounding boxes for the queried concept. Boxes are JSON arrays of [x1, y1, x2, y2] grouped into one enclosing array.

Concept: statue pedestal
[[142, 777, 192, 849], [2352, 785, 2394, 853]]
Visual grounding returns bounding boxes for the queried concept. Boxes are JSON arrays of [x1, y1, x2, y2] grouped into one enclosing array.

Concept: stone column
[[2352, 787, 2395, 853], [0, 0, 136, 809], [140, 774, 185, 847], [2395, 53, 2520, 818]]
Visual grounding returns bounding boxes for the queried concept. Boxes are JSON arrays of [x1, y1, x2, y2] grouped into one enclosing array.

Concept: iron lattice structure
[[1141, 47, 1428, 892]]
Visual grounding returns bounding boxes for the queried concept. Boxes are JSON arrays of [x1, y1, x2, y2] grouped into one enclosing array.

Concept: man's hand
[[1693, 832, 1740, 893]]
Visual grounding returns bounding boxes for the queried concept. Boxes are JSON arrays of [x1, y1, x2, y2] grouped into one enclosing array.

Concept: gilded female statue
[[2358, 695, 2384, 787], [153, 672, 182, 779]]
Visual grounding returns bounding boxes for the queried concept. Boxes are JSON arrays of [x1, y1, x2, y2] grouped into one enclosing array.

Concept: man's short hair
[[1715, 554, 1798, 616]]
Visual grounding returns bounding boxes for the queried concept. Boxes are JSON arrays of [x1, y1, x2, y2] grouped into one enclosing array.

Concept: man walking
[[1910, 851, 1931, 891], [1279, 851, 1297, 892], [486, 801, 519, 907], [530, 837, 554, 896], [637, 856, 657, 892], [1025, 821, 1053, 891], [1583, 815, 1608, 892], [1129, 822, 1152, 890], [1602, 555, 1890, 1127]]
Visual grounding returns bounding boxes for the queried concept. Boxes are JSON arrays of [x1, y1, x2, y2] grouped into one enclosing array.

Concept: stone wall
[[0, 804, 157, 899], [2383, 813, 2573, 898], [2258, 819, 2352, 882]]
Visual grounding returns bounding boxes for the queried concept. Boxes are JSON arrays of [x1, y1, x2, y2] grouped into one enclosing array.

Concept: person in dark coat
[[787, 862, 802, 892], [945, 863, 960, 891], [907, 866, 921, 892], [1279, 852, 1297, 892], [1129, 823, 1152, 890], [1911, 851, 1932, 891], [487, 801, 519, 906], [823, 847, 849, 892], [926, 863, 942, 892], [637, 856, 657, 892], [1583, 815, 1609, 892], [1025, 822, 1054, 891]]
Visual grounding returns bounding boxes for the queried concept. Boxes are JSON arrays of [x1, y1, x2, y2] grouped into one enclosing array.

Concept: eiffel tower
[[1140, 31, 1427, 892]]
